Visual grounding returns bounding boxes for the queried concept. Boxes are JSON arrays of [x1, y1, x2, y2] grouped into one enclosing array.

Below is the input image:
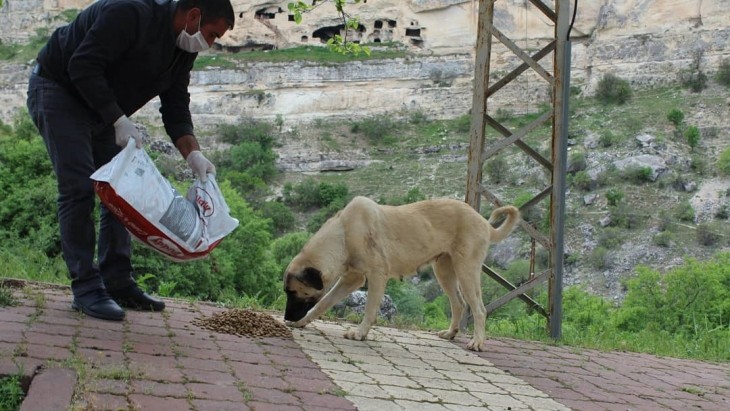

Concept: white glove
[[186, 150, 216, 182], [113, 115, 143, 149]]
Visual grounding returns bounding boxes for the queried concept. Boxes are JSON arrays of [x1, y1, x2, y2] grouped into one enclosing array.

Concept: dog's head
[[283, 266, 325, 321]]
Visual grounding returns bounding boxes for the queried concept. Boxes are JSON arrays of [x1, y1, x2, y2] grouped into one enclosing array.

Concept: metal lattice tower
[[465, 0, 572, 339]]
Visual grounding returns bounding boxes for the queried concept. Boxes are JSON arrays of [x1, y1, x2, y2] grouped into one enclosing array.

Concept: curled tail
[[488, 205, 521, 243]]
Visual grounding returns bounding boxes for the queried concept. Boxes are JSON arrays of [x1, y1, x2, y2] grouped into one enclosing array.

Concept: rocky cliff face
[[2, 0, 728, 126]]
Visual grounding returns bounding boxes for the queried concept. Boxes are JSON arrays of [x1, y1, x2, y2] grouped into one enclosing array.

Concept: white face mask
[[176, 16, 209, 53]]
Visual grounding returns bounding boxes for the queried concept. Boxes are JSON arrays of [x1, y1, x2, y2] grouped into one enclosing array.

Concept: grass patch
[[0, 286, 18, 307], [193, 54, 238, 70], [227, 44, 407, 64], [193, 44, 410, 70], [0, 375, 24, 411]]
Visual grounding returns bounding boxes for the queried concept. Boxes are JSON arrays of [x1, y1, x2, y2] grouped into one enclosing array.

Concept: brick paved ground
[[1, 281, 728, 411]]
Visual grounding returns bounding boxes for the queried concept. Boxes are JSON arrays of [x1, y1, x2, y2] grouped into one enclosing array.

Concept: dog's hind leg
[[454, 257, 488, 352], [433, 255, 464, 341], [344, 272, 387, 341]]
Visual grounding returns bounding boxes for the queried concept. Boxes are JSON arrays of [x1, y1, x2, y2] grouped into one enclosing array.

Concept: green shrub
[[667, 109, 684, 127], [599, 130, 622, 148], [283, 179, 319, 210], [596, 73, 632, 105], [306, 196, 347, 233], [717, 58, 730, 87], [717, 147, 730, 175], [381, 187, 426, 206], [451, 113, 472, 133], [653, 231, 673, 247], [605, 189, 624, 206], [350, 116, 398, 145], [512, 191, 541, 224], [696, 223, 720, 246], [680, 68, 708, 92], [270, 231, 310, 270], [258, 201, 296, 236], [684, 126, 700, 151], [674, 201, 695, 223], [568, 151, 587, 173], [656, 209, 673, 232], [622, 166, 653, 184], [0, 117, 59, 257], [598, 227, 623, 249], [690, 154, 708, 175], [423, 295, 450, 330], [408, 110, 428, 125], [715, 204, 729, 220], [616, 255, 730, 336], [485, 156, 510, 184], [216, 117, 274, 146], [609, 203, 641, 229], [590, 247, 610, 270], [386, 279, 425, 321], [571, 170, 592, 191], [562, 287, 612, 331], [283, 179, 350, 211]]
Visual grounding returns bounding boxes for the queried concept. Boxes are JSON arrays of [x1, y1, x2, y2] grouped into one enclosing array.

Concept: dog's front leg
[[344, 274, 386, 341], [290, 275, 364, 328]]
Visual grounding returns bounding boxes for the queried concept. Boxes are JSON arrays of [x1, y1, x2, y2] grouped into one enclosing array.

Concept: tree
[[685, 125, 700, 151], [288, 0, 370, 56]]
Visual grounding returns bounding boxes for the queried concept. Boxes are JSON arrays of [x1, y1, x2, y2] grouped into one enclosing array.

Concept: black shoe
[[72, 289, 125, 321], [109, 284, 165, 312]]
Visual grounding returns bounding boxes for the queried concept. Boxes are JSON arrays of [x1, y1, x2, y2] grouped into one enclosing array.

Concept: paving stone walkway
[[0, 282, 728, 411]]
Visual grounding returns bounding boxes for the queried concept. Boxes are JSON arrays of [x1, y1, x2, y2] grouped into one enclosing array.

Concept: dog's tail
[[488, 205, 521, 243]]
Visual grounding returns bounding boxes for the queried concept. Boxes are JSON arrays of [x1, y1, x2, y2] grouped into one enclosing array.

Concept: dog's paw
[[285, 319, 308, 328], [437, 329, 457, 340], [466, 338, 485, 352], [343, 329, 367, 341]]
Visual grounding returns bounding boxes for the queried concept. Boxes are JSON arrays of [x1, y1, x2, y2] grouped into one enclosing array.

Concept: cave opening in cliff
[[375, 20, 383, 29], [406, 28, 421, 37], [255, 7, 282, 19], [313, 24, 366, 43]]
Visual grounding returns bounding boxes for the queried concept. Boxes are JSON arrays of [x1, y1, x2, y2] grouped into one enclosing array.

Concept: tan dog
[[283, 196, 520, 351]]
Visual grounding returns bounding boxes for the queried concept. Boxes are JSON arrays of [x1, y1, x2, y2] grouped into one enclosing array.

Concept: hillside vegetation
[[2, 64, 729, 361]]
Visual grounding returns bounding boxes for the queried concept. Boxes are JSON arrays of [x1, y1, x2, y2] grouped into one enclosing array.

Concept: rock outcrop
[[2, 0, 729, 127]]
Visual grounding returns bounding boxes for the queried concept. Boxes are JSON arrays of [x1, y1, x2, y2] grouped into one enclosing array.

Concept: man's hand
[[113, 115, 143, 149], [186, 151, 216, 182]]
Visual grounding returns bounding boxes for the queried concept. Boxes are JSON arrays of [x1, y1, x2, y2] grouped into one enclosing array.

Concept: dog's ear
[[300, 267, 324, 290]]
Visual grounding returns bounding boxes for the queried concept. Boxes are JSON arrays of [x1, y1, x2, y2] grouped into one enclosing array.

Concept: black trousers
[[27, 67, 135, 297]]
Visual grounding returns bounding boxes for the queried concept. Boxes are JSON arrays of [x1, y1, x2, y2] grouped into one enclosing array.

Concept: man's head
[[175, 0, 235, 49]]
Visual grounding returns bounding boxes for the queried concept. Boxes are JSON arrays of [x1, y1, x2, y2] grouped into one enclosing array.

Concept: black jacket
[[36, 0, 196, 142]]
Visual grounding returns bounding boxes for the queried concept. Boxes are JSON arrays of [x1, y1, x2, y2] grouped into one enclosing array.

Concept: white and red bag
[[90, 140, 239, 261]]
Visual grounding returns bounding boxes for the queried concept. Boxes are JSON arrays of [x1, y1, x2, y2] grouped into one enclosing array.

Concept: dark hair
[[178, 0, 235, 30]]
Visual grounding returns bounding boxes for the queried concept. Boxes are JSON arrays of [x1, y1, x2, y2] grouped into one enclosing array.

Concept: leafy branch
[[288, 0, 370, 56]]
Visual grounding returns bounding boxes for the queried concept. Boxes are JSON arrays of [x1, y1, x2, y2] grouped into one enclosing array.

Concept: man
[[26, 0, 235, 321]]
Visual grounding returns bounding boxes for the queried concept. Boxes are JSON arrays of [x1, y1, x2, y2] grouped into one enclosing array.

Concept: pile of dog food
[[192, 309, 292, 339]]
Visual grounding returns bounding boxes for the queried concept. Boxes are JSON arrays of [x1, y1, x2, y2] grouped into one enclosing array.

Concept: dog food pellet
[[192, 309, 292, 339]]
